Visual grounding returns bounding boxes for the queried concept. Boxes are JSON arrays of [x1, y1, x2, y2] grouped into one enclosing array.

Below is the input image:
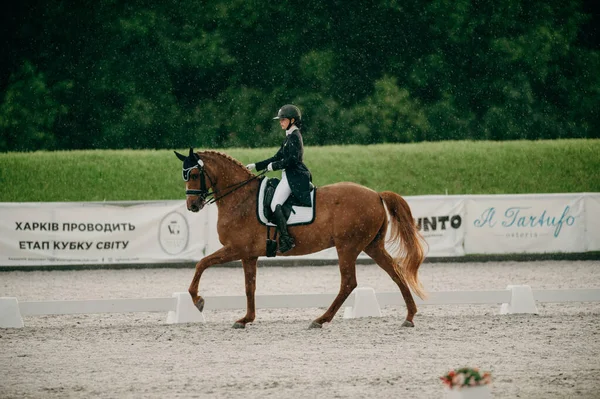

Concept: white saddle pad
[[257, 177, 316, 226]]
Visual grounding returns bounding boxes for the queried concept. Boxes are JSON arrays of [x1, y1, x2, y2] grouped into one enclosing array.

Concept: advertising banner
[[405, 196, 466, 257], [585, 194, 600, 251], [1, 193, 597, 268], [0, 201, 206, 266], [464, 194, 586, 254]]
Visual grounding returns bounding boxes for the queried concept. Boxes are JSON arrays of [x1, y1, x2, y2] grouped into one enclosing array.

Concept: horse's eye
[[191, 174, 198, 180]]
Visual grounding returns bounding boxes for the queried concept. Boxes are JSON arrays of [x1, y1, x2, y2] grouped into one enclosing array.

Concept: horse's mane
[[200, 150, 254, 178]]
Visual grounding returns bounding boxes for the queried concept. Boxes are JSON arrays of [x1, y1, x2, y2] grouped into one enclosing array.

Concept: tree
[[0, 61, 68, 151], [0, 0, 598, 150]]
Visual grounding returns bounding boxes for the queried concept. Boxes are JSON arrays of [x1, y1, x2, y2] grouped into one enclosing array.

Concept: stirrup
[[278, 236, 295, 253]]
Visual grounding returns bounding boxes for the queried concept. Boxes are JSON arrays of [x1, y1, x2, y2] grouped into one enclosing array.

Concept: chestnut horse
[[174, 148, 426, 329]]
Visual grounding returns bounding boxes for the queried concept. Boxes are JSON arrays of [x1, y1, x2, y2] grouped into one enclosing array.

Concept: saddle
[[258, 177, 316, 226], [257, 177, 316, 257]]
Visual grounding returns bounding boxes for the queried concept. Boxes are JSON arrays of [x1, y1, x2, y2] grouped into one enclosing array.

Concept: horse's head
[[174, 148, 213, 212]]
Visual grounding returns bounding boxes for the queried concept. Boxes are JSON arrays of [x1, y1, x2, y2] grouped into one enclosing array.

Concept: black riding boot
[[273, 204, 295, 253]]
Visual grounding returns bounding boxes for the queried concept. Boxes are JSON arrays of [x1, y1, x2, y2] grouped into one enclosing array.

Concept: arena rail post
[[166, 292, 205, 324], [343, 287, 382, 319], [500, 285, 538, 314], [0, 297, 24, 328]]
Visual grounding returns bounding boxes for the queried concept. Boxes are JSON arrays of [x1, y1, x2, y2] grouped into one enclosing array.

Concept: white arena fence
[[2, 286, 600, 328], [0, 192, 599, 268]]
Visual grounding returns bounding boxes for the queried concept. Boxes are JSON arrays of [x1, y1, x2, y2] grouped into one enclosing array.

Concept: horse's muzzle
[[187, 198, 205, 213]]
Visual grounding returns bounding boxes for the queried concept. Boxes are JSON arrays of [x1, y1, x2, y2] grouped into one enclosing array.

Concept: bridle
[[182, 157, 212, 203], [183, 156, 267, 205]]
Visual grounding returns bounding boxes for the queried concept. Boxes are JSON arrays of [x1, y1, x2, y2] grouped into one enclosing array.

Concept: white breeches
[[271, 171, 292, 212]]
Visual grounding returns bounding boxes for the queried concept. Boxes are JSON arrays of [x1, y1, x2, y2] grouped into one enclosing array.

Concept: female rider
[[246, 104, 312, 253]]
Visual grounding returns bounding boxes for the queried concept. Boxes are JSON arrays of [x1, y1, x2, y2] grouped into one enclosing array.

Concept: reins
[[190, 169, 268, 205], [206, 170, 268, 205]]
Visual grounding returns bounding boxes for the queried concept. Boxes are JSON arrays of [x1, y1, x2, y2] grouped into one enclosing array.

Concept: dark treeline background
[[1, 0, 598, 151]]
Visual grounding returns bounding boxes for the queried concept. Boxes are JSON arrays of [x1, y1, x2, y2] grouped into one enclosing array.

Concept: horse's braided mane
[[200, 150, 254, 178]]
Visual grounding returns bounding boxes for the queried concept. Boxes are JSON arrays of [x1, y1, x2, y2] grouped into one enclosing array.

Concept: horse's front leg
[[233, 257, 258, 329], [189, 246, 240, 312]]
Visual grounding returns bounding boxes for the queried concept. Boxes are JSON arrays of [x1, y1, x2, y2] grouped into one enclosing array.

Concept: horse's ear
[[174, 151, 186, 162], [188, 148, 194, 157]]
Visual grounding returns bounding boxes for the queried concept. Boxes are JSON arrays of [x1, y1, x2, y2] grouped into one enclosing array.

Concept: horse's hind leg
[[232, 257, 258, 329], [364, 243, 418, 327], [310, 246, 359, 329]]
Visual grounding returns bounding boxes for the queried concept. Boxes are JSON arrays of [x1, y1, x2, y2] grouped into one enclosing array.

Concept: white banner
[[464, 194, 586, 254], [406, 196, 466, 257], [585, 194, 600, 251], [1, 193, 597, 267], [0, 201, 206, 266]]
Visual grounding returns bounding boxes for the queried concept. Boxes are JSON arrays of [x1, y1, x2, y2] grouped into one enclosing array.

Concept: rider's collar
[[286, 125, 298, 136]]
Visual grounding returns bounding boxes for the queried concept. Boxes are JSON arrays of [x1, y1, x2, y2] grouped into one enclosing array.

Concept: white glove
[[267, 163, 273, 172], [246, 163, 256, 171]]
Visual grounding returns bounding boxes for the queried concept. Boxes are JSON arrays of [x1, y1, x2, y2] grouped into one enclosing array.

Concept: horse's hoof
[[232, 322, 246, 329], [308, 321, 322, 329], [401, 320, 415, 327], [194, 298, 205, 313]]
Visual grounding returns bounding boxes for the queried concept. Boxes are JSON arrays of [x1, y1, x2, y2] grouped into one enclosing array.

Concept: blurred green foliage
[[0, 0, 598, 152]]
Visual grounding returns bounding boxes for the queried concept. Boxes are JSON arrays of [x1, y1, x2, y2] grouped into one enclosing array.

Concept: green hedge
[[0, 139, 598, 202]]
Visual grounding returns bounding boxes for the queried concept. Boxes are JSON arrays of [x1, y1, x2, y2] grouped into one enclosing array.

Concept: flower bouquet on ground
[[441, 367, 492, 399]]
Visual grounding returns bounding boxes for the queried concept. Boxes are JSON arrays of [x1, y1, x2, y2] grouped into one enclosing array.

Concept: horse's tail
[[379, 191, 427, 300]]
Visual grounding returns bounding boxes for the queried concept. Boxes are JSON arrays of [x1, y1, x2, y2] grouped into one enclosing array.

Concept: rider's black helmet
[[273, 104, 302, 125]]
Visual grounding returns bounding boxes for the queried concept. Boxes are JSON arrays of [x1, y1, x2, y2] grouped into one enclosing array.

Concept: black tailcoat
[[255, 129, 312, 206]]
